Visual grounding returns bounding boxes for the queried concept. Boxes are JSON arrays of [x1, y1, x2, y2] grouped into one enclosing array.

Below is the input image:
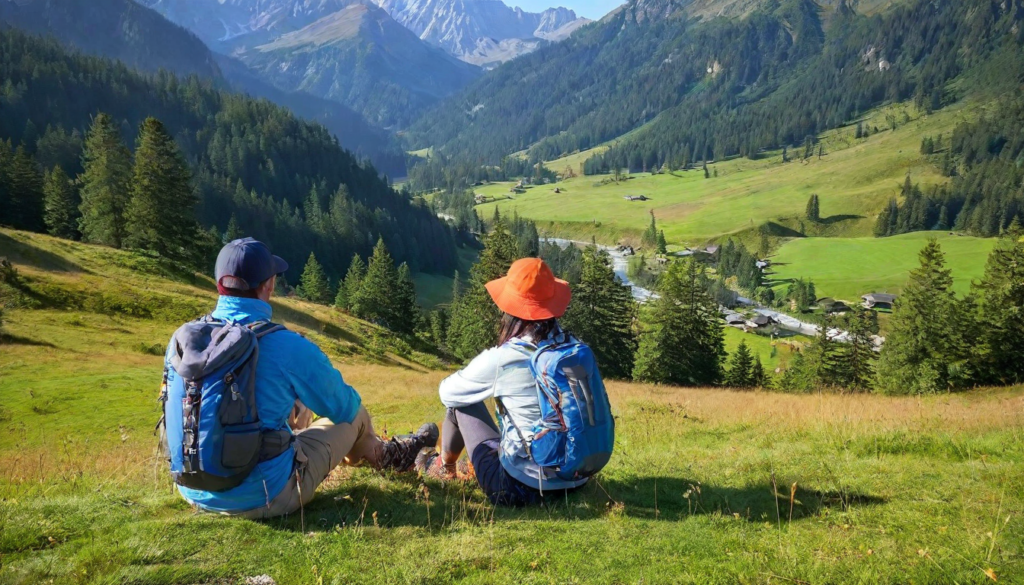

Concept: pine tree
[[876, 240, 972, 394], [973, 235, 1024, 385], [751, 357, 767, 388], [9, 145, 45, 232], [78, 113, 132, 247], [657, 230, 668, 255], [843, 309, 878, 390], [805, 194, 820, 222], [725, 341, 755, 387], [429, 308, 449, 350], [353, 239, 411, 332], [298, 252, 331, 305], [394, 262, 420, 335], [562, 246, 637, 379], [43, 166, 78, 239], [874, 198, 899, 237], [633, 259, 725, 385], [447, 219, 520, 360], [641, 212, 659, 249], [703, 162, 710, 179], [338, 253, 366, 311], [124, 118, 199, 263], [224, 214, 244, 242], [806, 320, 849, 388]]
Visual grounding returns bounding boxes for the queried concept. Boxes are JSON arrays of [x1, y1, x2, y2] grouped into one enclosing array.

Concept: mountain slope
[[137, 0, 351, 52], [0, 27, 459, 278], [237, 3, 481, 128], [0, 0, 221, 78], [212, 53, 408, 175], [0, 0, 407, 176], [373, 0, 590, 67], [408, 0, 1024, 168]]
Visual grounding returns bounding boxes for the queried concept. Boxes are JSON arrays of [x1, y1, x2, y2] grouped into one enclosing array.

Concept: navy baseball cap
[[215, 238, 289, 290]]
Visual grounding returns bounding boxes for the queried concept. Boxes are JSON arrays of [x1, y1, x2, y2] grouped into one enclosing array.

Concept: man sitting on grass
[[160, 238, 437, 519]]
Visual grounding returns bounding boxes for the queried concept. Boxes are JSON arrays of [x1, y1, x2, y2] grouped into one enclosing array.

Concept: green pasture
[[1, 231, 1022, 584], [722, 326, 810, 372], [476, 101, 980, 246], [770, 232, 997, 302]]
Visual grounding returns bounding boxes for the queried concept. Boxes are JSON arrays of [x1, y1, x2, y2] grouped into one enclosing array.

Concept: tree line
[[0, 27, 458, 283], [291, 239, 420, 336], [584, 0, 1024, 175], [878, 96, 1024, 238], [779, 235, 1024, 393]]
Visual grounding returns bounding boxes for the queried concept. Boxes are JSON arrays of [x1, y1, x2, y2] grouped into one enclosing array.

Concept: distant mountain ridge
[[237, 2, 481, 128], [373, 0, 590, 66], [137, 0, 351, 51], [140, 0, 483, 128]]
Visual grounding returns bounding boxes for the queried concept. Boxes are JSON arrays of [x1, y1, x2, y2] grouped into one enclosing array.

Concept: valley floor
[[477, 102, 966, 246], [1, 232, 1022, 585]]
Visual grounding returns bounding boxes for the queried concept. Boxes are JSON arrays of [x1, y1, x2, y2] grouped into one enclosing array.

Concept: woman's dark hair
[[497, 313, 558, 346]]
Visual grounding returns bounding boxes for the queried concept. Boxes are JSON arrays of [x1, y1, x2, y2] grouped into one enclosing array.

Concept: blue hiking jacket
[[167, 296, 362, 512]]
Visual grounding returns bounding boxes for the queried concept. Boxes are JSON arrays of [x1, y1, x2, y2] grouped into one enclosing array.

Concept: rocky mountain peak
[[372, 0, 591, 67]]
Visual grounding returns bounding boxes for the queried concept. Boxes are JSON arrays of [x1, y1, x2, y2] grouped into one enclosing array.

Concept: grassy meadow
[[2, 230, 1023, 584], [769, 232, 997, 302], [476, 101, 978, 247]]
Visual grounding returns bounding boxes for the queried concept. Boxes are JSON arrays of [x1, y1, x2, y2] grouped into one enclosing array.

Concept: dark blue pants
[[442, 404, 545, 507]]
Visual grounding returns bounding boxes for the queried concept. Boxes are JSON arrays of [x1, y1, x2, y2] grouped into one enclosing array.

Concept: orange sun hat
[[485, 258, 572, 321]]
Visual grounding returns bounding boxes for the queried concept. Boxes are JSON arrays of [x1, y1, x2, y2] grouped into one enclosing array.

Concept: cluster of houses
[[722, 309, 779, 333]]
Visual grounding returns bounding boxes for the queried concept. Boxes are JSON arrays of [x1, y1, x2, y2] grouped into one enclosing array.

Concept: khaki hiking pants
[[235, 406, 371, 520]]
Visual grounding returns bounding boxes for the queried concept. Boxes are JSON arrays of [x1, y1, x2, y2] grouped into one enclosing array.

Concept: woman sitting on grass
[[416, 258, 595, 506]]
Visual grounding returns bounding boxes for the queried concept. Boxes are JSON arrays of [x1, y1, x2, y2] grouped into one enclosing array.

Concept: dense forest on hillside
[[0, 29, 458, 280], [409, 0, 1024, 176], [0, 0, 409, 177], [588, 0, 1024, 174], [0, 0, 220, 80], [874, 97, 1024, 237]]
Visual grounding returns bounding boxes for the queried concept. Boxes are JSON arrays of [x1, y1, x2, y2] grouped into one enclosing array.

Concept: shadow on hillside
[[0, 333, 57, 348], [253, 473, 886, 533], [0, 232, 84, 273], [819, 214, 865, 226]]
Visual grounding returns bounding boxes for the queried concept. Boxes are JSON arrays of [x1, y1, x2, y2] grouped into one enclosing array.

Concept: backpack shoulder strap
[[248, 321, 287, 339]]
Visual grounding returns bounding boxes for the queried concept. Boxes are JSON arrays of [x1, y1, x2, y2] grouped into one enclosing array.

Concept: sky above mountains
[[511, 0, 622, 19]]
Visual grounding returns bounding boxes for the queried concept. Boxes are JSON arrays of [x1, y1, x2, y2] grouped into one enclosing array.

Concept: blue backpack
[[518, 334, 615, 481], [158, 317, 293, 492]]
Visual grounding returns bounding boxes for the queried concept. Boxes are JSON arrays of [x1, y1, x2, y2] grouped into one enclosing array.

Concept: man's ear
[[258, 276, 276, 300]]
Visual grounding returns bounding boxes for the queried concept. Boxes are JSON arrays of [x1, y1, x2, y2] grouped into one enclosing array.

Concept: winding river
[[543, 238, 824, 337]]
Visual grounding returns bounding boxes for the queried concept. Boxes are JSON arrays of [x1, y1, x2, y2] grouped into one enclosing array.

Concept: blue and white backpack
[[158, 317, 293, 492], [511, 334, 615, 481]]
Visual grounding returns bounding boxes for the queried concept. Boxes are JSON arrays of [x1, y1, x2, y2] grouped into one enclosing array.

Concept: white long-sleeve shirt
[[439, 339, 588, 491]]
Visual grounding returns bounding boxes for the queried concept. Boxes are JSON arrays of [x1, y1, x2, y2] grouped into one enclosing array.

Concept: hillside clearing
[[2, 230, 1023, 584], [476, 100, 979, 246], [770, 232, 997, 302]]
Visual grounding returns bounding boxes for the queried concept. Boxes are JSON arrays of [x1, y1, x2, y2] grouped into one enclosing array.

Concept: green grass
[[770, 232, 997, 302], [412, 247, 478, 309], [476, 101, 981, 247], [722, 326, 810, 372], [2, 231, 1023, 584]]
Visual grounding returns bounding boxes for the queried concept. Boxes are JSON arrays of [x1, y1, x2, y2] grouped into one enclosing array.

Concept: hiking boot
[[378, 423, 439, 472], [415, 449, 471, 481]]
